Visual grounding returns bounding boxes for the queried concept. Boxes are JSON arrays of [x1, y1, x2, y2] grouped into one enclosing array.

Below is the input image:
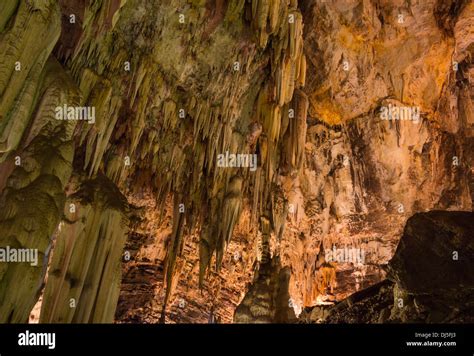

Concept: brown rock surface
[[301, 211, 474, 324]]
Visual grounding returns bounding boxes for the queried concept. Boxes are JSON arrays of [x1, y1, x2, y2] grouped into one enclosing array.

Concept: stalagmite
[[234, 256, 296, 323], [161, 195, 186, 320], [216, 175, 243, 269], [40, 175, 129, 323]]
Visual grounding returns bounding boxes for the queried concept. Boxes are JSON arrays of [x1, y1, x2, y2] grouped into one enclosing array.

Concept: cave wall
[[0, 0, 472, 324]]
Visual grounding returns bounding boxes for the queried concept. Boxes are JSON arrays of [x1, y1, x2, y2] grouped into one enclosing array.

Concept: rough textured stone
[[303, 212, 474, 324]]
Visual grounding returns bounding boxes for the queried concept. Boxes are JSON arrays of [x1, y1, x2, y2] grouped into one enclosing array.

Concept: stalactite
[[282, 88, 308, 173], [161, 194, 186, 320], [314, 243, 337, 297], [272, 184, 288, 241], [215, 174, 243, 269]]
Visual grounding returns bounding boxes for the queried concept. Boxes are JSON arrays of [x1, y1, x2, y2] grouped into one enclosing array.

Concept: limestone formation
[[301, 211, 474, 324], [40, 175, 129, 323], [0, 0, 472, 324]]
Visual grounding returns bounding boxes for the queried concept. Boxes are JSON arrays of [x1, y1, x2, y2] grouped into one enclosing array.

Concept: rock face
[[300, 211, 474, 324], [284, 0, 474, 311], [234, 256, 296, 323], [0, 1, 472, 324]]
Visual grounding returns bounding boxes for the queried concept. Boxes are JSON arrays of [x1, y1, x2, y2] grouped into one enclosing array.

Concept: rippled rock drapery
[[0, 0, 77, 322]]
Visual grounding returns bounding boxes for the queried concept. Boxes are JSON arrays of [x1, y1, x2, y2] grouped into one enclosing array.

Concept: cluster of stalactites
[[191, 1, 309, 289], [250, 0, 306, 97], [160, 127, 247, 301], [58, 2, 247, 305], [250, 0, 308, 226]]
